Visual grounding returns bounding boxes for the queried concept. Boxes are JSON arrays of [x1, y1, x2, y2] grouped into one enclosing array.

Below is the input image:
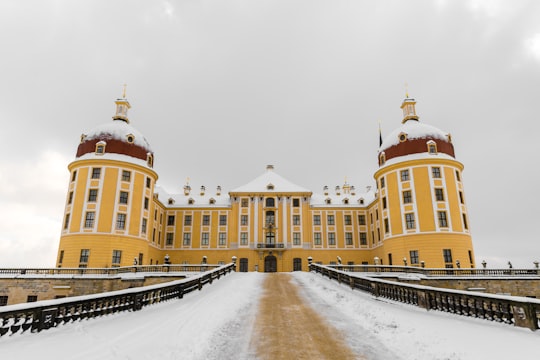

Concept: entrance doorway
[[264, 255, 277, 272], [239, 258, 248, 272], [293, 258, 302, 271]]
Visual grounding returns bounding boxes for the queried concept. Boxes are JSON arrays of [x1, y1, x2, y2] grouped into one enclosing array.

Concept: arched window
[[265, 197, 275, 207]]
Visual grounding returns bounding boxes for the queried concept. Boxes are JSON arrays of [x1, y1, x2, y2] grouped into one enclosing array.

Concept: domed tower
[[373, 95, 475, 268], [56, 91, 158, 268]]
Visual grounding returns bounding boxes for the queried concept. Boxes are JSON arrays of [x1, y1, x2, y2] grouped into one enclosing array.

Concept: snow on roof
[[230, 166, 311, 193], [310, 188, 376, 207], [155, 186, 230, 207], [379, 152, 459, 169], [84, 119, 152, 151], [379, 119, 449, 152], [76, 152, 153, 169]]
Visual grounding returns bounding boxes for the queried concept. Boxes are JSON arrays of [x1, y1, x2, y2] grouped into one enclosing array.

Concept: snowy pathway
[[1, 272, 539, 359]]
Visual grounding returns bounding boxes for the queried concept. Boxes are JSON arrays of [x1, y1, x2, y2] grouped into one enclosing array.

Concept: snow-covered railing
[[0, 263, 235, 337], [325, 264, 540, 277], [310, 263, 540, 331], [0, 264, 223, 276]]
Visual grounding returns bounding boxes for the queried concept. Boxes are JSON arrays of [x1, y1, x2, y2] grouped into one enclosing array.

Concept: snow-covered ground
[[0, 272, 539, 359]]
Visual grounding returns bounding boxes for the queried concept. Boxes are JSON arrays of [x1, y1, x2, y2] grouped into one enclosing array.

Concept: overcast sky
[[1, 0, 539, 268]]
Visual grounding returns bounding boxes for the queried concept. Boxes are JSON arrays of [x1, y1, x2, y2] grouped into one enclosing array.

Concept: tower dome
[[378, 96, 454, 166], [75, 94, 154, 167]]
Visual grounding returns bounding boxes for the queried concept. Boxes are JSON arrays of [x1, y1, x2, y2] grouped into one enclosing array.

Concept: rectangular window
[[327, 215, 335, 226], [88, 189, 98, 202], [384, 218, 389, 233], [443, 249, 453, 263], [146, 177, 151, 188], [344, 215, 352, 226], [438, 211, 448, 227], [122, 170, 131, 182], [432, 167, 441, 178], [380, 177, 385, 188], [359, 232, 367, 246], [141, 218, 147, 234], [401, 169, 410, 181], [183, 233, 191, 246], [345, 232, 353, 246], [358, 214, 366, 225], [218, 232, 227, 246], [116, 213, 126, 230], [27, 295, 38, 303], [202, 214, 210, 226], [462, 213, 468, 229], [112, 250, 122, 265], [184, 215, 192, 226], [71, 170, 77, 182], [79, 249, 90, 264], [292, 215, 300, 225], [435, 188, 444, 201], [292, 198, 300, 207], [91, 167, 101, 179], [219, 215, 227, 226], [84, 212, 95, 228], [459, 191, 464, 204], [314, 232, 322, 245], [0, 296, 8, 306], [410, 250, 419, 264], [405, 213, 415, 229], [119, 191, 129, 204], [167, 215, 175, 226], [144, 197, 149, 210], [293, 232, 301, 245], [240, 232, 248, 245], [68, 191, 73, 204], [58, 250, 64, 264], [241, 198, 249, 207], [403, 190, 412, 204], [328, 232, 336, 245], [456, 170, 461, 181], [166, 232, 174, 246], [64, 213, 70, 230], [382, 197, 387, 209], [241, 215, 248, 226], [201, 232, 209, 246], [313, 215, 321, 225]]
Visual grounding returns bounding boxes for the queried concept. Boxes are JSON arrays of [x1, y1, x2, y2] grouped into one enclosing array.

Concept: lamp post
[[164, 254, 170, 265], [456, 260, 461, 269], [481, 260, 487, 269], [403, 257, 407, 266], [420, 261, 425, 268]]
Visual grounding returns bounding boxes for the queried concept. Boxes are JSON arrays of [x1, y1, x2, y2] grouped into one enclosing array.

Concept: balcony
[[256, 243, 285, 250]]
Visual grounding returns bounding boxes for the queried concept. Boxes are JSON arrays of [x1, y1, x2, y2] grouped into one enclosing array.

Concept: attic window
[[427, 140, 437, 154], [147, 154, 154, 168], [447, 134, 452, 143], [95, 141, 106, 155], [379, 152, 386, 166], [80, 134, 87, 143], [343, 198, 349, 205], [325, 198, 332, 205], [209, 198, 216, 204], [168, 198, 174, 205], [267, 183, 274, 190], [188, 198, 195, 205], [126, 134, 135, 143], [398, 132, 407, 142], [358, 198, 365, 205]]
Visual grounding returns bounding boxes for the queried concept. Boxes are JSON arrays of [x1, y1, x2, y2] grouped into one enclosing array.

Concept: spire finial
[[122, 84, 127, 99], [405, 82, 409, 98]]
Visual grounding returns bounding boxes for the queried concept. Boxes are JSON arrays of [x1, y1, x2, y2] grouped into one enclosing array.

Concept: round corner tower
[[56, 94, 158, 268], [373, 96, 475, 268]]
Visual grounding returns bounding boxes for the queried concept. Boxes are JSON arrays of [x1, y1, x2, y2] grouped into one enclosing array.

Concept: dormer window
[[168, 198, 174, 205], [398, 132, 407, 142], [95, 141, 106, 155], [427, 140, 437, 154], [379, 152, 386, 166], [188, 198, 195, 205], [343, 198, 349, 205], [209, 198, 216, 204], [358, 198, 365, 205], [126, 134, 135, 143], [267, 183, 274, 190], [147, 154, 154, 168], [325, 198, 332, 204]]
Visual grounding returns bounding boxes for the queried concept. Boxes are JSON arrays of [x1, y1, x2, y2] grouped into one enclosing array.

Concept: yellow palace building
[[56, 94, 475, 272]]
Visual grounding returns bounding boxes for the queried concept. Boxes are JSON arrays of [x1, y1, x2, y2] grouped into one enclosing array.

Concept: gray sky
[[1, 0, 539, 268]]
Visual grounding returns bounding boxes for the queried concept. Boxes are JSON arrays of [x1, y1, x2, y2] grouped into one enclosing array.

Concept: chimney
[[200, 185, 206, 196], [216, 185, 221, 196]]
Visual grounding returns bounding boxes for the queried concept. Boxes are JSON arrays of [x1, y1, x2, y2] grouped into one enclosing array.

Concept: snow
[[230, 166, 311, 193], [1, 272, 538, 359], [379, 119, 450, 152], [82, 119, 152, 151]]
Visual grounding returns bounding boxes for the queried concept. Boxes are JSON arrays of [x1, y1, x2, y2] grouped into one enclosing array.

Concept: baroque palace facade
[[56, 94, 475, 272]]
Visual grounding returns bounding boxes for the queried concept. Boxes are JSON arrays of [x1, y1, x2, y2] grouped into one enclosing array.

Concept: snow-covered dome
[[378, 97, 454, 166], [75, 97, 154, 166]]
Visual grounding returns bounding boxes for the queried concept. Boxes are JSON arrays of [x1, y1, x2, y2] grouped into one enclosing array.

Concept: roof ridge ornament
[[113, 84, 131, 123], [400, 91, 419, 124]]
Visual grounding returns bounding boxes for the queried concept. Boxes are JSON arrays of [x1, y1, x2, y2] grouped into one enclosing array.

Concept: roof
[[379, 119, 450, 153], [230, 166, 311, 194]]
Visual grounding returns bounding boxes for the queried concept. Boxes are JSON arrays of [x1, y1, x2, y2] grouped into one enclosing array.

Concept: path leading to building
[[252, 273, 361, 360]]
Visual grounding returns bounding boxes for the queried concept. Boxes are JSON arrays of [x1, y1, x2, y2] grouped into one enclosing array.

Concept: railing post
[[511, 303, 539, 331]]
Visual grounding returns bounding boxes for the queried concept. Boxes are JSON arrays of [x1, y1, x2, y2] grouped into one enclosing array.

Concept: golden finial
[[405, 82, 409, 98], [186, 177, 190, 185], [122, 84, 127, 98]]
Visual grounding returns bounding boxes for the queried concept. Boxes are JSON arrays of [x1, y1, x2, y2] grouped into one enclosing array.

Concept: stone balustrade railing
[[0, 263, 235, 337], [310, 263, 540, 331]]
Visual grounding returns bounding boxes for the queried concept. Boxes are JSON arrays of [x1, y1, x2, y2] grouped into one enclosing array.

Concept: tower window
[[63, 213, 70, 230], [88, 189, 98, 202], [379, 152, 386, 165], [380, 177, 385, 188], [455, 170, 461, 181], [116, 213, 126, 230], [462, 213, 469, 230], [434, 188, 445, 201], [241, 215, 248, 226], [112, 250, 122, 265], [382, 197, 387, 209], [147, 154, 153, 168], [121, 170, 131, 182], [427, 140, 437, 154], [400, 169, 409, 181], [79, 249, 90, 265], [410, 250, 419, 265], [119, 191, 129, 204], [384, 218, 389, 233], [95, 143, 106, 155], [91, 168, 101, 179], [398, 132, 407, 142], [146, 177, 151, 188], [71, 170, 77, 182], [84, 212, 95, 228], [126, 134, 135, 143], [141, 218, 147, 234], [405, 213, 416, 229], [443, 249, 453, 263], [403, 190, 412, 204], [432, 167, 441, 178], [438, 211, 448, 227]]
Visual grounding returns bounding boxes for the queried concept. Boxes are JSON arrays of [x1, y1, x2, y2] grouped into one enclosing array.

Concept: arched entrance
[[264, 255, 277, 272]]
